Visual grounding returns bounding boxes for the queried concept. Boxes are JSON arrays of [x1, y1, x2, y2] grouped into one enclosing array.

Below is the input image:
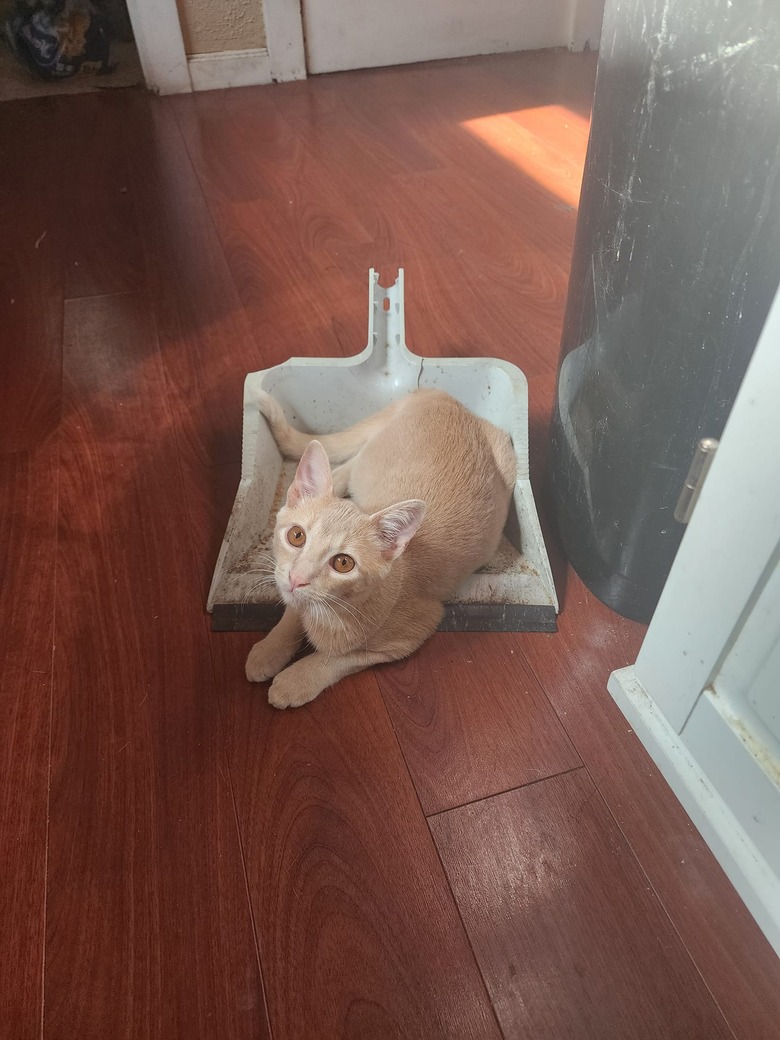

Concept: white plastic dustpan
[[208, 269, 558, 632]]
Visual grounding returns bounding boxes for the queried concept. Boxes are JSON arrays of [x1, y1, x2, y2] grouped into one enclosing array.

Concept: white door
[[301, 0, 605, 74], [609, 285, 780, 957], [681, 564, 780, 877]]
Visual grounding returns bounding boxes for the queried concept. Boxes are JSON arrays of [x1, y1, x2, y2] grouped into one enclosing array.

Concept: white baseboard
[[187, 47, 273, 91], [608, 666, 780, 957]]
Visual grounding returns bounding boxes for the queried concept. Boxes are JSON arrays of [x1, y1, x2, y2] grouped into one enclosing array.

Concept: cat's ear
[[371, 500, 426, 560], [286, 441, 332, 506]]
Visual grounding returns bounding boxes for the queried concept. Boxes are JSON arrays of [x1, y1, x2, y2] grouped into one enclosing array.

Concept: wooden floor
[[2, 50, 778, 1040]]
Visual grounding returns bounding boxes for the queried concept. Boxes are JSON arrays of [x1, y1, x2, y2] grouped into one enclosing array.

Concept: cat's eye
[[331, 553, 355, 573], [286, 525, 306, 547]]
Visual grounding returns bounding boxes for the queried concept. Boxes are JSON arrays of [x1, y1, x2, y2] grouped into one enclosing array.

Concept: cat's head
[[273, 441, 425, 609]]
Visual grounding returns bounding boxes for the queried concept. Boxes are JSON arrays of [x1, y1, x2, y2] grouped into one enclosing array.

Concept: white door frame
[[264, 0, 307, 82], [609, 285, 780, 956], [125, 0, 190, 94], [125, 0, 306, 95]]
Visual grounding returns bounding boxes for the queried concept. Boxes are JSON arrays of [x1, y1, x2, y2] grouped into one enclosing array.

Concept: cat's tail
[[254, 390, 401, 465]]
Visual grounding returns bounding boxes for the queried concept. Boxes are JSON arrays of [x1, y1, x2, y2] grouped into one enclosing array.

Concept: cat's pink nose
[[289, 574, 310, 592]]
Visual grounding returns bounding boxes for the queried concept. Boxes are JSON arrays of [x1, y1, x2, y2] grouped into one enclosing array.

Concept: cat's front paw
[[268, 669, 322, 710], [246, 640, 287, 683]]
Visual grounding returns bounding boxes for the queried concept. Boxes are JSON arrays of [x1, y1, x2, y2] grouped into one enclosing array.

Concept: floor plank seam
[[203, 610, 275, 1040], [587, 767, 741, 1040], [166, 96, 267, 365], [128, 166, 275, 1034], [423, 796, 508, 1040], [163, 296, 274, 1031], [518, 650, 727, 959], [499, 637, 741, 1036], [61, 289, 139, 304], [40, 402, 63, 1040], [423, 763, 586, 819], [376, 681, 508, 1039], [157, 283, 271, 1021]]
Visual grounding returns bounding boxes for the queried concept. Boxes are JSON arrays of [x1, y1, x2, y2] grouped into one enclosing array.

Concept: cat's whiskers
[[319, 592, 369, 624], [246, 570, 276, 584], [242, 574, 279, 603], [312, 594, 339, 657], [245, 554, 275, 573], [336, 601, 372, 644], [315, 595, 350, 650], [242, 551, 279, 601], [315, 591, 371, 651], [324, 594, 372, 632], [308, 599, 335, 663], [250, 548, 275, 563]]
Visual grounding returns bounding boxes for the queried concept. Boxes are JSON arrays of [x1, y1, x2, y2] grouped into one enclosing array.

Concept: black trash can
[[549, 0, 780, 623]]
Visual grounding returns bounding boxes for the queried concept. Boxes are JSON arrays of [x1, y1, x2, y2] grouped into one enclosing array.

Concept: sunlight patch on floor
[[462, 106, 588, 209]]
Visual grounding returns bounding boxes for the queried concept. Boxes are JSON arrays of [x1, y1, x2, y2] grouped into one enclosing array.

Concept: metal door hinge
[[674, 438, 719, 523]]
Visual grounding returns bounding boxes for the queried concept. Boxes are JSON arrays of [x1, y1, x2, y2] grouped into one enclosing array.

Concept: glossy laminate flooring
[[1, 49, 778, 1040]]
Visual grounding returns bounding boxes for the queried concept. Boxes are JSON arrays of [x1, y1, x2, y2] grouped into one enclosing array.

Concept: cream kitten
[[246, 388, 515, 709]]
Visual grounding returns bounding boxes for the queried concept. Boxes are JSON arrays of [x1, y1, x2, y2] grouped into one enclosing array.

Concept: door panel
[[301, 0, 604, 74]]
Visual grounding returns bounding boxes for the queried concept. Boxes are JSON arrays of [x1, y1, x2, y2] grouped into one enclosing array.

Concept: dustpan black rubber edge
[[210, 602, 557, 633]]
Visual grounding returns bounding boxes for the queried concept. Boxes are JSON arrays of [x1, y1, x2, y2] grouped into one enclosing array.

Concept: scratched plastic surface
[[549, 0, 780, 623]]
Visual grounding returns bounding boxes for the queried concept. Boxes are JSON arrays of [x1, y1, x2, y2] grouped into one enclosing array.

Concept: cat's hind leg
[[331, 459, 353, 498], [246, 607, 305, 682]]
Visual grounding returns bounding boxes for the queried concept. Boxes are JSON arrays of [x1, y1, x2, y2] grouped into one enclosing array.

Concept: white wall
[[302, 0, 604, 75]]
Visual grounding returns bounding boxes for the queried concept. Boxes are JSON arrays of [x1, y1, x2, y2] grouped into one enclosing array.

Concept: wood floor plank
[[446, 49, 599, 124], [176, 53, 588, 382], [45, 293, 268, 1040], [205, 196, 366, 363], [379, 632, 581, 814], [167, 91, 284, 207], [262, 74, 441, 185], [365, 56, 588, 264], [516, 584, 780, 1040], [172, 94, 382, 365], [292, 166, 573, 373], [0, 445, 58, 1040], [143, 87, 513, 1033], [431, 769, 734, 1040], [398, 254, 565, 373], [127, 98, 263, 468], [0, 100, 64, 454], [207, 630, 502, 1040], [62, 94, 146, 300], [0, 227, 62, 452], [0, 96, 64, 1039], [251, 57, 586, 372], [180, 459, 242, 606], [4, 49, 775, 1040]]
